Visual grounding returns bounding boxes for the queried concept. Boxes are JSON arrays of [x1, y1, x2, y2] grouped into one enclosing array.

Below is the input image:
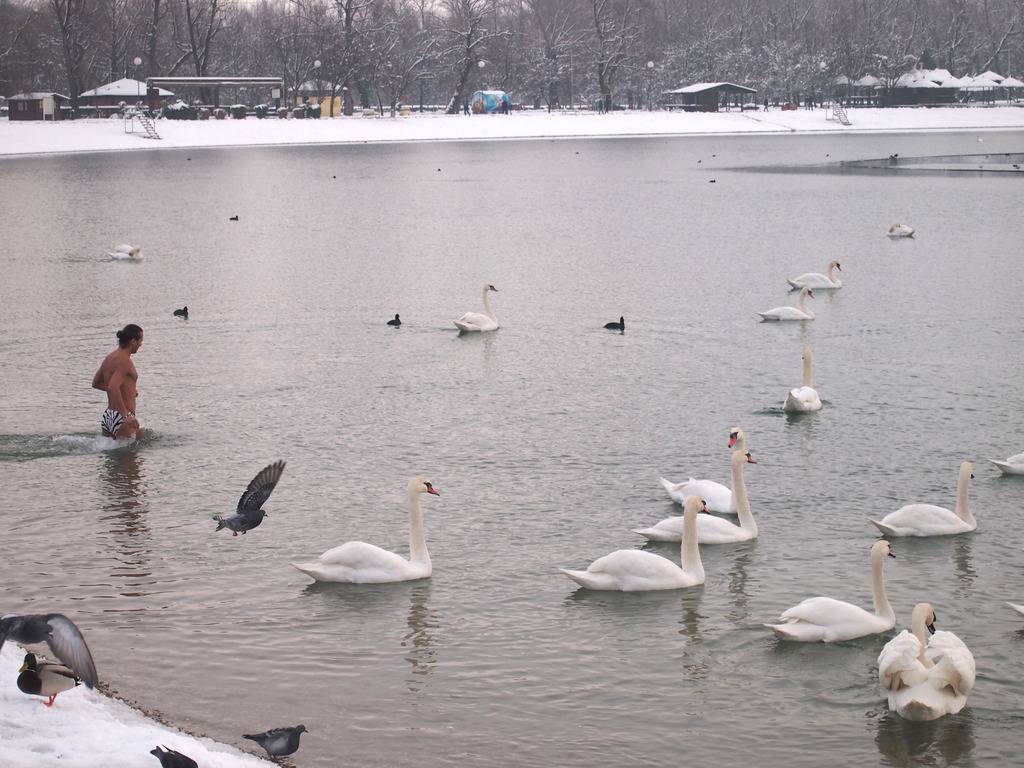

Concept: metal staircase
[[137, 114, 162, 140], [831, 102, 852, 126]]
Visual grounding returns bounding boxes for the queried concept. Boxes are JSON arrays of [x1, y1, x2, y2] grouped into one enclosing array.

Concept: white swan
[[636, 450, 757, 543], [871, 461, 975, 537], [765, 540, 897, 642], [887, 223, 915, 238], [108, 244, 142, 260], [758, 287, 814, 321], [784, 345, 823, 413], [878, 602, 975, 721], [989, 452, 1024, 475], [291, 476, 440, 583], [560, 496, 707, 591], [660, 428, 747, 513], [788, 260, 842, 290], [454, 284, 499, 332]]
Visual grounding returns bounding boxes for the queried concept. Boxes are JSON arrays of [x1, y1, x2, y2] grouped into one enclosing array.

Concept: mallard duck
[[17, 652, 80, 706], [0, 613, 98, 687]]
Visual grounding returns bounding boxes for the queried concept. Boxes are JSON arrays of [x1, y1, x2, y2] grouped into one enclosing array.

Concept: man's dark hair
[[116, 324, 143, 348]]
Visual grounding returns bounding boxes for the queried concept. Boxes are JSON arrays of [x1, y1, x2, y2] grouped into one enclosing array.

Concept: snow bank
[[0, 643, 271, 768], [1, 106, 1022, 158]]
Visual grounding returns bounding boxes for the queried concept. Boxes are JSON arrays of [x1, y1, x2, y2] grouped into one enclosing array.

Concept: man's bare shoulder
[[101, 348, 130, 372]]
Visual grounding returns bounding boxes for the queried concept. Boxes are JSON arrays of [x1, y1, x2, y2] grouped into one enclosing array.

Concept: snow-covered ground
[[1, 105, 1023, 157], [0, 643, 272, 768]]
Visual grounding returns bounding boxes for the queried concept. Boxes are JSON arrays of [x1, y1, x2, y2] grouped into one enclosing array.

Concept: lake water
[[1, 130, 1023, 767]]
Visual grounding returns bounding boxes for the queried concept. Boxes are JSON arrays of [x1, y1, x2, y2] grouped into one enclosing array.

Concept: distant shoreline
[[2, 107, 1023, 159]]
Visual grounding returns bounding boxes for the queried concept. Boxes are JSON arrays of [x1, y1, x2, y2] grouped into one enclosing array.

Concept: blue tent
[[470, 90, 511, 113]]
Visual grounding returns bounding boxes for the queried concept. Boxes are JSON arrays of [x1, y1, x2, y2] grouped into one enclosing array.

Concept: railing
[[137, 114, 161, 140], [831, 102, 852, 125]]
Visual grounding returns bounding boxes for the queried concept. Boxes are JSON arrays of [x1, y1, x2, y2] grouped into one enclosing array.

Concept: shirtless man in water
[[92, 324, 143, 439]]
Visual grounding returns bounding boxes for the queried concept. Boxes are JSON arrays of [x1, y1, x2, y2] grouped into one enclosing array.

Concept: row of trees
[[2, 0, 1022, 114]]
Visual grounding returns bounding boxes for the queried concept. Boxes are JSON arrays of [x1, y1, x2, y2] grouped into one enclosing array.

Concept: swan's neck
[[408, 491, 430, 565], [802, 353, 813, 387], [828, 263, 837, 281], [954, 468, 973, 524], [911, 614, 934, 668], [798, 292, 808, 313], [870, 553, 895, 624], [482, 289, 494, 319], [731, 459, 756, 537], [681, 506, 704, 581]]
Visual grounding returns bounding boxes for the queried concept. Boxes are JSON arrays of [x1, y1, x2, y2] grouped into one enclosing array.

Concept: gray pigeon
[[243, 724, 308, 757], [216, 460, 286, 535], [150, 746, 198, 768], [0, 613, 98, 688]]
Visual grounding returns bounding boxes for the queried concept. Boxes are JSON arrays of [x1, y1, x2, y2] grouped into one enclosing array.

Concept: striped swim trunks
[[101, 409, 130, 437]]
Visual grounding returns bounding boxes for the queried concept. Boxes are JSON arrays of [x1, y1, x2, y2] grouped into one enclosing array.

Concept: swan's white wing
[[633, 515, 683, 541], [303, 541, 409, 571], [695, 514, 747, 543], [990, 457, 1024, 474], [1007, 602, 1024, 616], [878, 630, 928, 690], [674, 478, 733, 512], [759, 307, 813, 321], [635, 514, 747, 544], [779, 596, 875, 627], [456, 311, 491, 326], [926, 631, 975, 696], [788, 272, 837, 289], [785, 386, 822, 411], [586, 549, 682, 580], [876, 504, 962, 528]]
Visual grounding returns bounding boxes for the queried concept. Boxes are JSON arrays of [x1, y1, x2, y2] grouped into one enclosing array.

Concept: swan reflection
[[403, 581, 436, 691], [953, 536, 975, 593], [874, 710, 975, 766]]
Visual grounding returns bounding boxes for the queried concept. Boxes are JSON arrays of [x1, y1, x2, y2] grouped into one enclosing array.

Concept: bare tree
[[439, 0, 507, 113], [586, 0, 641, 106], [51, 0, 93, 109]]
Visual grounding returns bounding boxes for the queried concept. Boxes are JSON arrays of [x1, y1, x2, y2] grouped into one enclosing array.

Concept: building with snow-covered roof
[[890, 69, 959, 105], [662, 82, 757, 112], [78, 78, 174, 116], [7, 92, 69, 120]]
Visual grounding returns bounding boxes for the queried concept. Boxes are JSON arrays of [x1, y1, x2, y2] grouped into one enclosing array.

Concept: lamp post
[[313, 59, 322, 112], [819, 59, 827, 108], [133, 56, 142, 104], [568, 48, 573, 110], [646, 60, 654, 110]]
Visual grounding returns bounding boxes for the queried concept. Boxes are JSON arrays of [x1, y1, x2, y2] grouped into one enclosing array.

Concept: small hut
[[7, 92, 69, 120], [662, 82, 757, 112]]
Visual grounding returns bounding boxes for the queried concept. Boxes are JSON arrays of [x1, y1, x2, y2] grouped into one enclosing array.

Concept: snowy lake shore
[[0, 643, 273, 768], [2, 105, 1023, 158]]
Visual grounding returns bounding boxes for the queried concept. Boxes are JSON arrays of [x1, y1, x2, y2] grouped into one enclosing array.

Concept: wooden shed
[[7, 92, 69, 121], [663, 82, 757, 112]]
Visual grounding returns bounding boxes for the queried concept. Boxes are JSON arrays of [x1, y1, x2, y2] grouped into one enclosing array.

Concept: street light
[[819, 59, 827, 107], [313, 59, 322, 110], [133, 56, 142, 102], [646, 60, 655, 110]]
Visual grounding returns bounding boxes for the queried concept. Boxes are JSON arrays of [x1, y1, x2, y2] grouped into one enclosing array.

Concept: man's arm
[[91, 367, 105, 390], [106, 364, 129, 415]]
